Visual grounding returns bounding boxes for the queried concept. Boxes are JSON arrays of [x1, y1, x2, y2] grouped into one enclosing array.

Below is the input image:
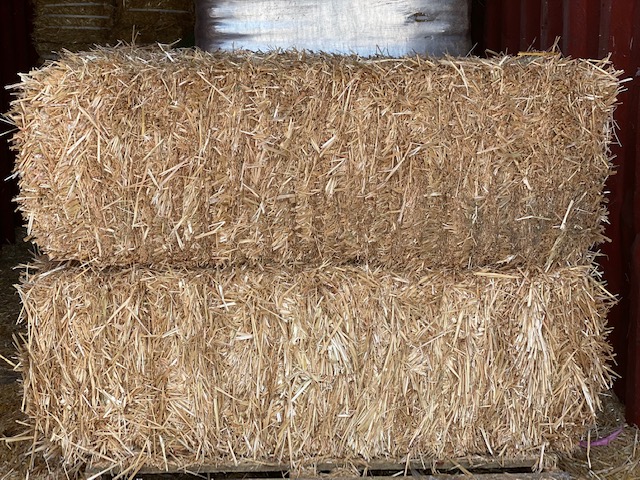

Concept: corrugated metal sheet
[[0, 1, 38, 244], [472, 0, 640, 426]]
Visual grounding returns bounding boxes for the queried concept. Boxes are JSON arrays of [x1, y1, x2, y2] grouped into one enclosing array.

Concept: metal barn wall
[[472, 0, 640, 426]]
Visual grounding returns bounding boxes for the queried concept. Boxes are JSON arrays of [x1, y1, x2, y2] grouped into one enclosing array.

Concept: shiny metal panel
[[196, 0, 470, 57]]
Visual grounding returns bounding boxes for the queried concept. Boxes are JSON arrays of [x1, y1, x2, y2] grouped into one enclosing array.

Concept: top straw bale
[[111, 0, 195, 46], [8, 47, 620, 269]]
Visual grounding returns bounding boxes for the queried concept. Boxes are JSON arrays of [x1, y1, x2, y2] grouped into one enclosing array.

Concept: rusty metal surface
[[196, 0, 471, 56]]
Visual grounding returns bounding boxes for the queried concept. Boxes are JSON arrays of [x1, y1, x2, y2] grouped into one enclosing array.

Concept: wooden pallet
[[86, 457, 573, 479]]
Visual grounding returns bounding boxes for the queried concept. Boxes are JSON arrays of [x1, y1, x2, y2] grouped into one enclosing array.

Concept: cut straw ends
[[18, 263, 615, 470]]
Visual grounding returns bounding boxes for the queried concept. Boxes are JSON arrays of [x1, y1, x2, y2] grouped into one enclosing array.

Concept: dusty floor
[[0, 228, 639, 479]]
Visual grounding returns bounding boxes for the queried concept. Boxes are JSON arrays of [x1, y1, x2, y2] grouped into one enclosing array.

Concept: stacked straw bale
[[111, 0, 194, 47], [8, 46, 622, 473], [8, 48, 619, 270], [33, 1, 115, 57], [18, 262, 614, 469], [32, 1, 195, 60]]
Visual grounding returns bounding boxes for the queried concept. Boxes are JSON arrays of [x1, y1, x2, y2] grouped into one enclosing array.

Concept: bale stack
[[32, 1, 194, 60], [111, 0, 194, 47], [33, 0, 115, 58], [8, 46, 621, 474]]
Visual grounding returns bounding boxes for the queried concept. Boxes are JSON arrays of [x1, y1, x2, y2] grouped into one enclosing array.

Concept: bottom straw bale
[[18, 263, 614, 471]]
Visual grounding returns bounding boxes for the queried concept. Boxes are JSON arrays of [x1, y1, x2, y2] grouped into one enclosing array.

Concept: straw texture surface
[[18, 262, 614, 470], [8, 47, 620, 269]]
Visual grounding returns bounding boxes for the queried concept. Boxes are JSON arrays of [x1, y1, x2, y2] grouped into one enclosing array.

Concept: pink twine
[[579, 426, 625, 448]]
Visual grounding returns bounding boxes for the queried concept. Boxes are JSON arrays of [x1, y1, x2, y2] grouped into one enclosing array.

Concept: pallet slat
[[86, 457, 565, 479]]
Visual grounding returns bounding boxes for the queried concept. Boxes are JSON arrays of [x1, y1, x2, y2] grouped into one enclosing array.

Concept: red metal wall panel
[[501, 1, 522, 53], [623, 0, 640, 430], [475, 0, 640, 426], [520, 0, 541, 50], [563, 0, 600, 57], [540, 0, 563, 50]]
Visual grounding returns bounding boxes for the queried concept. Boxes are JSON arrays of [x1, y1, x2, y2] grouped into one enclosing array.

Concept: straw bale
[[32, 1, 114, 55], [32, 1, 194, 59], [18, 262, 614, 471], [35, 1, 115, 16], [8, 47, 620, 269], [111, 0, 195, 45]]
